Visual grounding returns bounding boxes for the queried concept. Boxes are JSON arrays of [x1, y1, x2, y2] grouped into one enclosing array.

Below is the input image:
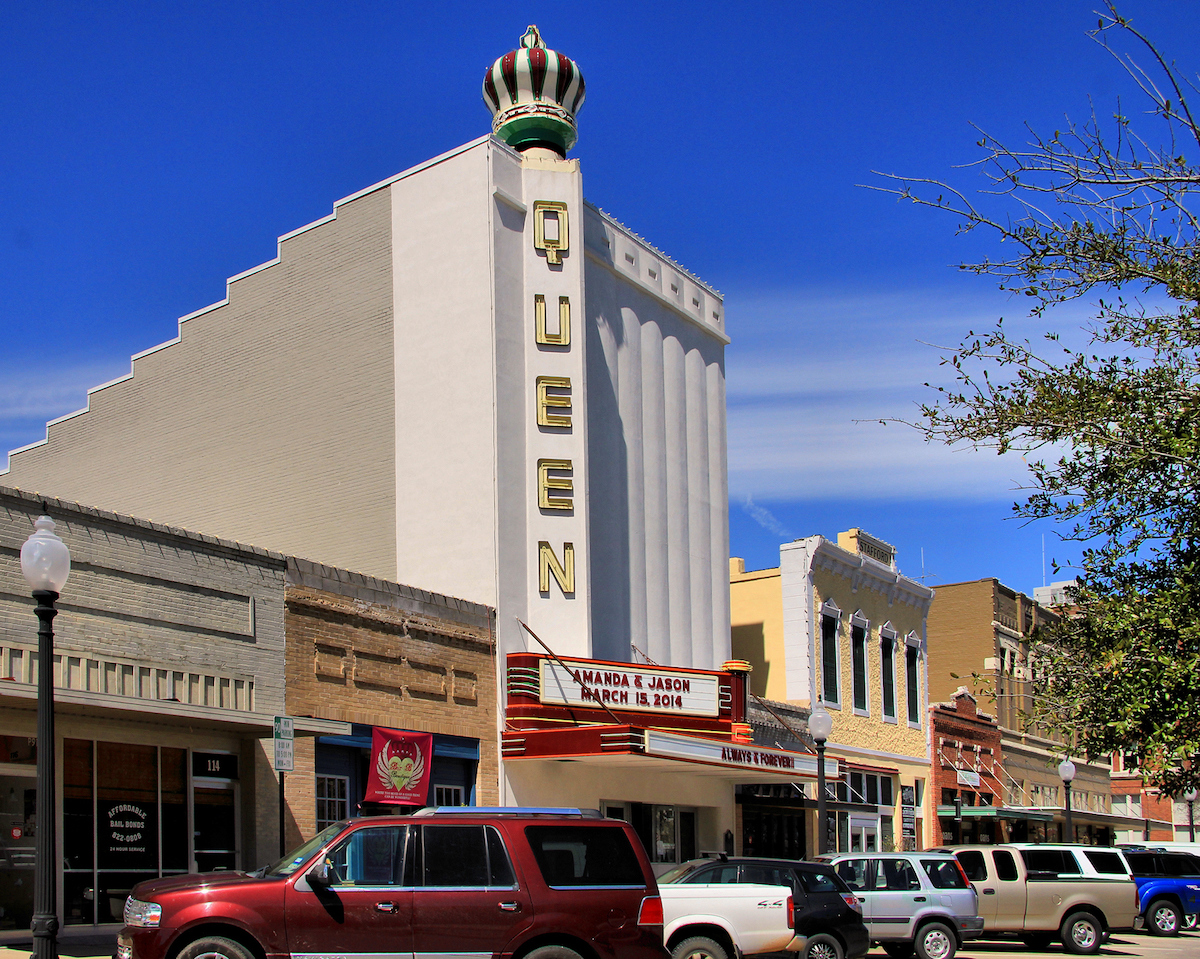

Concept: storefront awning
[[502, 724, 839, 781], [0, 681, 350, 737], [936, 804, 1055, 822]]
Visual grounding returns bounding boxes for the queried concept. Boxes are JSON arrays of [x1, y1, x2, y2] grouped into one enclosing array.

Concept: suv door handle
[[375, 901, 399, 913], [982, 888, 996, 895], [499, 901, 522, 912], [912, 896, 926, 902]]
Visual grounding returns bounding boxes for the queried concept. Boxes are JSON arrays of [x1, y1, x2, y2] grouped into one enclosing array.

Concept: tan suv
[[944, 844, 1142, 954]]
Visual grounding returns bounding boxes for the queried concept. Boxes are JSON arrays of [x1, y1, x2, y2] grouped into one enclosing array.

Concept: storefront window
[[318, 775, 350, 827], [0, 765, 36, 930], [97, 742, 159, 922], [162, 748, 188, 873], [63, 740, 94, 924], [653, 805, 676, 863]]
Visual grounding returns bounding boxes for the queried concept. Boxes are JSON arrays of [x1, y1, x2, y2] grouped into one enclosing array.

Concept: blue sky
[[3, 1, 1197, 596]]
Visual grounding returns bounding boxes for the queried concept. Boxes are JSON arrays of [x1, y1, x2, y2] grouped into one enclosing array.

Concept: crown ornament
[[483, 25, 585, 156]]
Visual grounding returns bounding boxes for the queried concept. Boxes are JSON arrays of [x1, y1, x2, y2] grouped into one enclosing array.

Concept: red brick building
[[932, 688, 1005, 844]]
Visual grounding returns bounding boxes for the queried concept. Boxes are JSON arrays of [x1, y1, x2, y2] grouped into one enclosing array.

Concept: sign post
[[274, 716, 294, 857]]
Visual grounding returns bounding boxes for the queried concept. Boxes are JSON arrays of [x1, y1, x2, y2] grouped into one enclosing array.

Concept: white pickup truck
[[659, 882, 803, 959]]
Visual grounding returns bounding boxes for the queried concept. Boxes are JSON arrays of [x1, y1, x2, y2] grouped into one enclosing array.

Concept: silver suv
[[817, 853, 983, 959]]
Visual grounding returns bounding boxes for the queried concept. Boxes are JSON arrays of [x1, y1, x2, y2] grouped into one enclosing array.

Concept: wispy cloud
[[724, 287, 1085, 502], [741, 496, 791, 538]]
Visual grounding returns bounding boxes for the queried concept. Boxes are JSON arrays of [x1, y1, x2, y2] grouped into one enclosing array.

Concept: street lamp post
[[1185, 789, 1197, 843], [810, 704, 834, 855], [21, 514, 71, 959], [1058, 758, 1077, 843]]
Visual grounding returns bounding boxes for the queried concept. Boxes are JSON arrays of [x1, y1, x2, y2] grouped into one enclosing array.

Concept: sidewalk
[[0, 930, 116, 959]]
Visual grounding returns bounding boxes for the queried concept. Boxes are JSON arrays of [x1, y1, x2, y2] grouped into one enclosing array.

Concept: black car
[[658, 856, 870, 959]]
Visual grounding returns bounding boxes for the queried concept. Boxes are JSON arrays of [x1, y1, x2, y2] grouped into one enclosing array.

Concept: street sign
[[274, 715, 294, 772]]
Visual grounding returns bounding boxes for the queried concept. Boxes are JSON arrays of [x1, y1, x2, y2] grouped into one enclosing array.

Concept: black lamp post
[[1186, 789, 1197, 843], [810, 703, 833, 855], [1058, 758, 1076, 842], [21, 514, 71, 959]]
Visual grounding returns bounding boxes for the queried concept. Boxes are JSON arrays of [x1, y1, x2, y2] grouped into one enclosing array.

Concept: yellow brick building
[[731, 529, 935, 852]]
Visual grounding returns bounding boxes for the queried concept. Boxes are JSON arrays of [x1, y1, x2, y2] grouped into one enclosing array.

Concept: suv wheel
[[1060, 911, 1102, 955], [804, 934, 843, 959], [914, 922, 955, 959], [671, 936, 729, 959], [1146, 899, 1182, 936], [177, 938, 253, 959]]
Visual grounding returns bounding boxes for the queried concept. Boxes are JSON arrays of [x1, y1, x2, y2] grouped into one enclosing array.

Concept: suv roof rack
[[411, 806, 604, 818]]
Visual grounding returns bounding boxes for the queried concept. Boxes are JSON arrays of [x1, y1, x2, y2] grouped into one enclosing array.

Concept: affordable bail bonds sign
[[364, 728, 434, 805]]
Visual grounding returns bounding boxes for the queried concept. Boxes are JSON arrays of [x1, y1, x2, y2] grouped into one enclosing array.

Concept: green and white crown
[[483, 26, 585, 156]]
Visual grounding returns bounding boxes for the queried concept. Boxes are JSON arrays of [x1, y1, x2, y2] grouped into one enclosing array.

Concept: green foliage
[[872, 2, 1200, 793]]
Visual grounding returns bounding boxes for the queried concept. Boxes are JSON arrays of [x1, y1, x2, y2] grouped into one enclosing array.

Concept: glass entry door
[[193, 784, 238, 872], [850, 818, 878, 852]]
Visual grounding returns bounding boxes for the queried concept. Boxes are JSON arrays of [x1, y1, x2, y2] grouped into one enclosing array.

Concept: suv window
[[798, 869, 842, 894], [1124, 852, 1158, 877], [956, 850, 987, 882], [524, 825, 646, 887], [1021, 849, 1081, 877], [742, 864, 793, 889], [1083, 850, 1127, 876], [876, 858, 921, 891], [834, 859, 871, 892], [422, 824, 512, 887], [684, 864, 738, 883], [993, 850, 1018, 881], [921, 859, 967, 888], [1162, 853, 1200, 878], [328, 825, 407, 886]]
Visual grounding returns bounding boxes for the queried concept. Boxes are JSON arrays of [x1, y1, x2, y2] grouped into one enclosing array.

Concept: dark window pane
[[879, 858, 920, 891], [524, 824, 645, 886], [881, 778, 894, 807], [852, 625, 867, 710], [834, 859, 869, 891], [1083, 850, 1127, 875], [906, 648, 920, 723], [993, 850, 1019, 881], [798, 869, 841, 894], [161, 748, 187, 871], [423, 825, 487, 886], [486, 826, 514, 885], [922, 859, 967, 888], [1124, 852, 1157, 876], [881, 640, 896, 717], [822, 615, 839, 703], [1161, 854, 1200, 878], [956, 850, 988, 882]]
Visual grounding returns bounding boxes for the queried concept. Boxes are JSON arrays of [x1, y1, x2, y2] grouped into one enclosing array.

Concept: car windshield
[[658, 861, 707, 883], [255, 821, 346, 877]]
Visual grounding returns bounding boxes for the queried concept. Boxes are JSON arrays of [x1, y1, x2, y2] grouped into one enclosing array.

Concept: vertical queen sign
[[364, 728, 434, 805]]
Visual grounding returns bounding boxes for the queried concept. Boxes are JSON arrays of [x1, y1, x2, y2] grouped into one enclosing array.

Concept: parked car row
[[115, 809, 1198, 959]]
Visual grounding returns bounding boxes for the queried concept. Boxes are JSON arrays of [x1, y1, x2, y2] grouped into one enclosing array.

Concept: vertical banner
[[364, 728, 434, 805]]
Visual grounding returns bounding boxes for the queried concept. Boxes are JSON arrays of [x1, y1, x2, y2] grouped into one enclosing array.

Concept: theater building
[[3, 29, 737, 816]]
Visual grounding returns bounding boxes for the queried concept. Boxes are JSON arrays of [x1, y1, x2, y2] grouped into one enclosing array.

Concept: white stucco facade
[[4, 135, 730, 672]]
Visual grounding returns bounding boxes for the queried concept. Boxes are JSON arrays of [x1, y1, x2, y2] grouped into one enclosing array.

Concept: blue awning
[[318, 733, 479, 761]]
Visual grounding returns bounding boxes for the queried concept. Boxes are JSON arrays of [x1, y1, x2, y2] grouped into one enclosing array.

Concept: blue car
[[1121, 849, 1200, 936]]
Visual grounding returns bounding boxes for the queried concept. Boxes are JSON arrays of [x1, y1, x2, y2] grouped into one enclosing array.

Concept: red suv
[[117, 807, 666, 959]]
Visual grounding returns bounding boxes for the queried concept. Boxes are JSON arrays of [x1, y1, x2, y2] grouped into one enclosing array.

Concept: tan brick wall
[[4, 186, 398, 582], [926, 580, 998, 707], [284, 578, 498, 837], [729, 559, 785, 700]]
